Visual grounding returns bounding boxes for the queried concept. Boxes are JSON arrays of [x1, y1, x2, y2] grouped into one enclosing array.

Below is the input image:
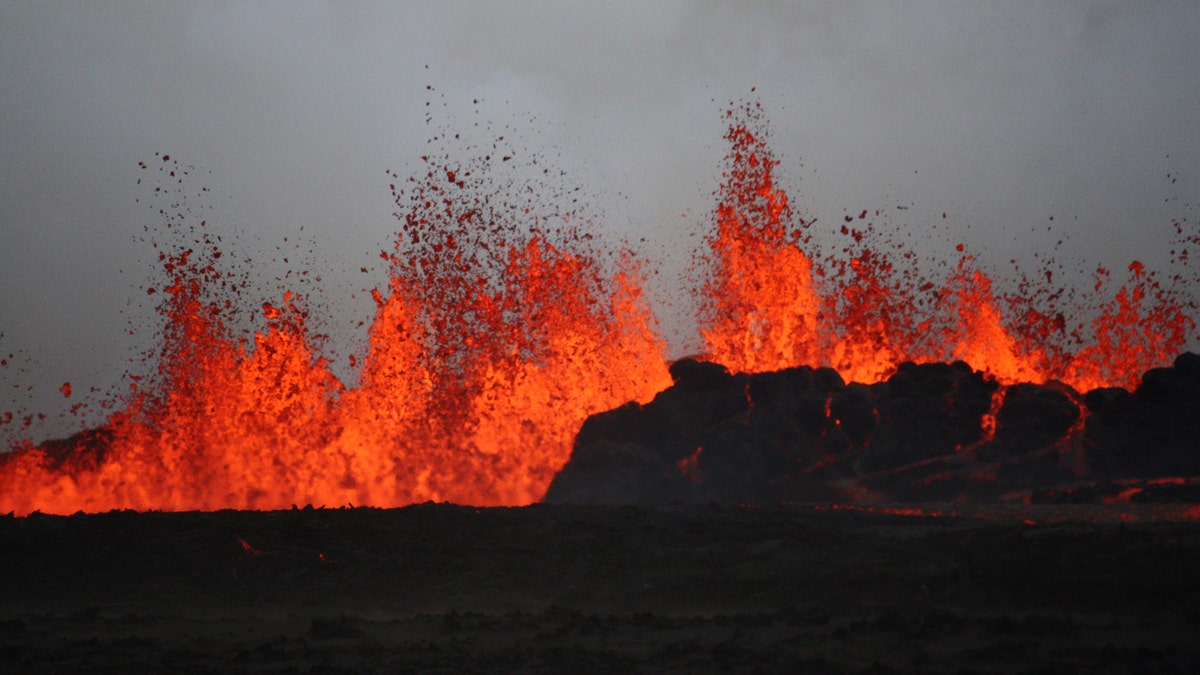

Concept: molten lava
[[1, 98, 1197, 516], [697, 100, 1196, 392], [0, 152, 672, 515]]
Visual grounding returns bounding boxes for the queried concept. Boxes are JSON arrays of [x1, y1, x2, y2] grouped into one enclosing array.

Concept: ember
[[2, 98, 1198, 515]]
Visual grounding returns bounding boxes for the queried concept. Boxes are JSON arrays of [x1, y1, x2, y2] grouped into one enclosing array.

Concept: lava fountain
[[0, 145, 673, 515], [2, 98, 1197, 516], [697, 99, 1197, 392]]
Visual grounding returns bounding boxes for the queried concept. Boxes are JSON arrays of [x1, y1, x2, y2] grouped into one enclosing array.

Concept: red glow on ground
[[814, 502, 1200, 524]]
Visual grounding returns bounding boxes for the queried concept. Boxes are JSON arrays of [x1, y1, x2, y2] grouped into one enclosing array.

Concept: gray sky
[[3, 2, 1199, 442]]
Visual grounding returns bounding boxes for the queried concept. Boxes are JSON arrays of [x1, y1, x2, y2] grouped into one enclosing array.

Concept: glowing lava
[[697, 100, 1196, 392], [2, 98, 1197, 516], [0, 152, 672, 516]]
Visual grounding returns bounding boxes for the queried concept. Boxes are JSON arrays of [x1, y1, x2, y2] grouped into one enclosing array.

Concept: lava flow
[[2, 98, 1198, 516]]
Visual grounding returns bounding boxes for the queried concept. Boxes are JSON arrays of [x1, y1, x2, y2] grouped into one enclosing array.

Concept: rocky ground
[[547, 353, 1200, 505], [2, 502, 1198, 673]]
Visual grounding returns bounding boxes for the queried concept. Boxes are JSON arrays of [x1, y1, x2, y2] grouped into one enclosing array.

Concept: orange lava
[[698, 100, 1196, 392], [0, 155, 672, 516], [2, 99, 1197, 516]]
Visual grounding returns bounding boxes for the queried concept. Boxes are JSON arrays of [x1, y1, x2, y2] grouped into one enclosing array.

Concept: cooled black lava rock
[[858, 360, 997, 473], [1084, 352, 1200, 478], [545, 359, 849, 504], [994, 383, 1081, 455], [547, 359, 1004, 504], [546, 353, 1200, 505]]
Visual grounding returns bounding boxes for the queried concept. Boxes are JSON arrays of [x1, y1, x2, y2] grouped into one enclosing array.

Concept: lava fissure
[[2, 98, 1198, 515]]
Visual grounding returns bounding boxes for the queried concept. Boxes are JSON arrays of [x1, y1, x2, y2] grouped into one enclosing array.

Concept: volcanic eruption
[[2, 98, 1199, 516], [0, 131, 672, 515]]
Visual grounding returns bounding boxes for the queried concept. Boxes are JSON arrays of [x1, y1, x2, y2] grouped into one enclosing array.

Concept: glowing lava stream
[[1, 99, 1197, 516]]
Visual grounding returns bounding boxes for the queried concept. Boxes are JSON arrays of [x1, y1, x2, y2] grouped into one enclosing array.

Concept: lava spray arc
[[2, 99, 1197, 516]]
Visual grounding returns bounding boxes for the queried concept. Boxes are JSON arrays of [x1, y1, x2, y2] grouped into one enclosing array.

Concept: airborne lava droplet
[[238, 538, 264, 558]]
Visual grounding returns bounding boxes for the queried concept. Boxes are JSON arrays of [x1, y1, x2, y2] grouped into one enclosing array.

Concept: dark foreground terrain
[[1, 503, 1198, 673]]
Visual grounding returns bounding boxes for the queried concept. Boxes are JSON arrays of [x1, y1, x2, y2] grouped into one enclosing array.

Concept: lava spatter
[[695, 99, 1197, 392], [0, 127, 672, 515], [2, 96, 1197, 515]]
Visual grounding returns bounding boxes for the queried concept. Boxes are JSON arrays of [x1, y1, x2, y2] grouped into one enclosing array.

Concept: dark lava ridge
[[546, 353, 1200, 505]]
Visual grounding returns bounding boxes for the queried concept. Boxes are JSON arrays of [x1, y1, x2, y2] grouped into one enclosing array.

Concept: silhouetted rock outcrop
[[544, 353, 1200, 505], [1084, 352, 1200, 479]]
